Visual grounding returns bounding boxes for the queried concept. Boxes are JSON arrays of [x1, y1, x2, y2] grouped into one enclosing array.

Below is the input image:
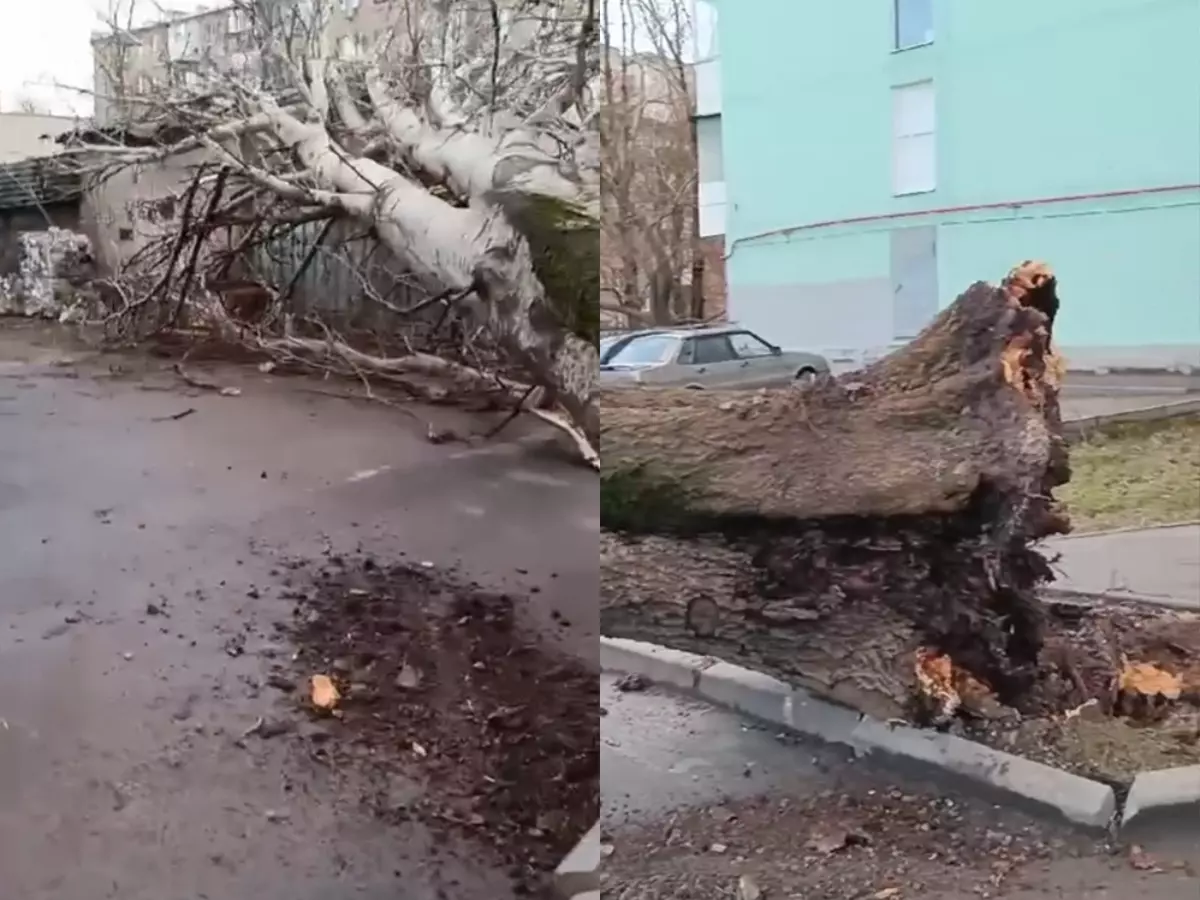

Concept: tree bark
[[600, 262, 1072, 723]]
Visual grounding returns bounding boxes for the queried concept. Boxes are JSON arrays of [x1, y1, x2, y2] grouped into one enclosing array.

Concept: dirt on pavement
[[1, 322, 598, 898], [603, 785, 1200, 899], [280, 551, 599, 894]]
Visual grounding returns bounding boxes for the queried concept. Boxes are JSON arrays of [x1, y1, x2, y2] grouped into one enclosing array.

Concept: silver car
[[598, 325, 831, 389]]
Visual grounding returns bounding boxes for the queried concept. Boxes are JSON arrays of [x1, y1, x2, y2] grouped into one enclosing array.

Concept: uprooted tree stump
[[601, 261, 1166, 726]]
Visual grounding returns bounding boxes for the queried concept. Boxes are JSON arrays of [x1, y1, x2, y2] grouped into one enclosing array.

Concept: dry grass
[[1061, 416, 1200, 533]]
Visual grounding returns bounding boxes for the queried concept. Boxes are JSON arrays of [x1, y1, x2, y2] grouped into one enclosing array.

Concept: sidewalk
[[1045, 524, 1200, 608]]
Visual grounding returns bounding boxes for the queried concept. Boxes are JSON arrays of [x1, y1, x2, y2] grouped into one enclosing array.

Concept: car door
[[676, 334, 741, 387], [726, 330, 790, 387]]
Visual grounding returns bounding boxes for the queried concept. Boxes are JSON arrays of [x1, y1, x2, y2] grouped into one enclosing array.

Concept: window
[[892, 81, 936, 195], [689, 335, 736, 365], [696, 115, 723, 183], [605, 335, 680, 367], [728, 331, 775, 359], [228, 7, 251, 33], [894, 0, 933, 50]]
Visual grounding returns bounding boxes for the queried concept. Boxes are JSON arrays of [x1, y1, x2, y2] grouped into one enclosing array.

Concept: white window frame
[[893, 0, 933, 51], [891, 80, 936, 196], [228, 7, 251, 34]]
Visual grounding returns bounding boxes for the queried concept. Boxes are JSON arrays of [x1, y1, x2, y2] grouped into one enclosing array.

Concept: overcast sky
[[0, 0, 206, 116]]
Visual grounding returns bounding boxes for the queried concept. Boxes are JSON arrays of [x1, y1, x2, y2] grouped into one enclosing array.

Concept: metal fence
[[251, 220, 440, 335], [0, 158, 81, 212]]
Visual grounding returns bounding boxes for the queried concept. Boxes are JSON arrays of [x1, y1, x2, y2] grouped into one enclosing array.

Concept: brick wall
[[696, 235, 727, 321]]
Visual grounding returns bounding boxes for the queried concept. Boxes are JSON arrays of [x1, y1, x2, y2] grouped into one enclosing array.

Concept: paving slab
[[1044, 524, 1200, 609], [554, 822, 600, 898], [1122, 765, 1200, 832]]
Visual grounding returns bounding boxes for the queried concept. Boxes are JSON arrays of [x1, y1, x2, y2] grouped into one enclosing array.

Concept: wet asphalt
[[0, 334, 596, 899], [601, 674, 1200, 898]]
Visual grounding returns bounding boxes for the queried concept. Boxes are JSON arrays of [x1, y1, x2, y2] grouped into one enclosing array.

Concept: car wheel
[[794, 367, 818, 385]]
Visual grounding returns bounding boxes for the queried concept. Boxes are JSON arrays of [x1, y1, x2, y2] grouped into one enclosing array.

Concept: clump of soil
[[963, 600, 1200, 786], [283, 553, 598, 893]]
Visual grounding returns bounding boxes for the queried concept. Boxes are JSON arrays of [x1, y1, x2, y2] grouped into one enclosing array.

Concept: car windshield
[[604, 334, 679, 367]]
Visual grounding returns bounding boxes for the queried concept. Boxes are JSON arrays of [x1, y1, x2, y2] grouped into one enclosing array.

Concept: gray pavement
[[0, 336, 596, 899], [1057, 372, 1197, 420], [1059, 392, 1198, 421], [601, 674, 1200, 899], [1045, 524, 1200, 608]]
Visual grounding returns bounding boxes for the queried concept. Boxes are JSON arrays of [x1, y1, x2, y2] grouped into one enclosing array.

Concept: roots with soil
[[600, 261, 1200, 736]]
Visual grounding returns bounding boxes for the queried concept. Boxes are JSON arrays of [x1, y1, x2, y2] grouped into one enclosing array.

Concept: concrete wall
[[79, 148, 210, 273], [715, 0, 1200, 370]]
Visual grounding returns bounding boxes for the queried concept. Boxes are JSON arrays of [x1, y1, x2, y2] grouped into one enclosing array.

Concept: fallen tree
[[70, 0, 600, 461], [601, 262, 1080, 723]]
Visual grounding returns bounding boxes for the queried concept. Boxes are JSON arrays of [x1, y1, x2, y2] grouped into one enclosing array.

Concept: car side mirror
[[769, 345, 782, 356]]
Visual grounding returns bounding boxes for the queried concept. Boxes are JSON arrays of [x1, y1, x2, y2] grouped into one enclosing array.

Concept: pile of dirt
[[280, 552, 598, 894], [603, 786, 1196, 899], [961, 600, 1200, 786]]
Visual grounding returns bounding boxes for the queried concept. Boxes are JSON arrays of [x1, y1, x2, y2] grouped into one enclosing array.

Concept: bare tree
[[14, 95, 52, 115], [69, 0, 600, 463], [599, 0, 699, 329]]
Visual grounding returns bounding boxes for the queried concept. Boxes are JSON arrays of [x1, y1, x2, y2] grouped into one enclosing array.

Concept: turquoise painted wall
[[717, 0, 1200, 356]]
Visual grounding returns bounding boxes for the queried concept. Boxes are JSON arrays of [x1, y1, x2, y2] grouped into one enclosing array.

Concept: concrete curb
[[554, 821, 599, 899], [1042, 586, 1200, 612], [1063, 396, 1200, 440], [1122, 766, 1200, 832], [602, 638, 1125, 830], [1048, 520, 1200, 540]]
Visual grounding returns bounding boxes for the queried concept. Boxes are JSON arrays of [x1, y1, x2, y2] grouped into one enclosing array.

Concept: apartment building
[[90, 0, 401, 127], [707, 0, 1200, 372]]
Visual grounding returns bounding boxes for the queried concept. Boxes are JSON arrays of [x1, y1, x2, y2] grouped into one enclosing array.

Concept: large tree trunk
[[253, 96, 599, 447], [600, 262, 1072, 723]]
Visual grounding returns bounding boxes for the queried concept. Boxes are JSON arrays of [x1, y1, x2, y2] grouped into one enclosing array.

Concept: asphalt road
[[601, 674, 1200, 898], [0, 332, 596, 899]]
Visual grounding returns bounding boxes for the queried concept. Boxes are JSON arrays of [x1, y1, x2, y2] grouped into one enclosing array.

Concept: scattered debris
[[613, 673, 650, 694], [265, 673, 296, 693], [284, 553, 597, 890], [309, 674, 340, 711], [806, 828, 870, 855], [737, 874, 763, 900], [394, 663, 421, 689], [223, 634, 246, 658], [150, 408, 197, 422], [242, 715, 293, 740], [1129, 844, 1164, 873]]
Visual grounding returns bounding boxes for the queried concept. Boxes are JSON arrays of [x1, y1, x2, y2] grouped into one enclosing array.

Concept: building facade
[[709, 0, 1200, 371], [91, 0, 402, 127]]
